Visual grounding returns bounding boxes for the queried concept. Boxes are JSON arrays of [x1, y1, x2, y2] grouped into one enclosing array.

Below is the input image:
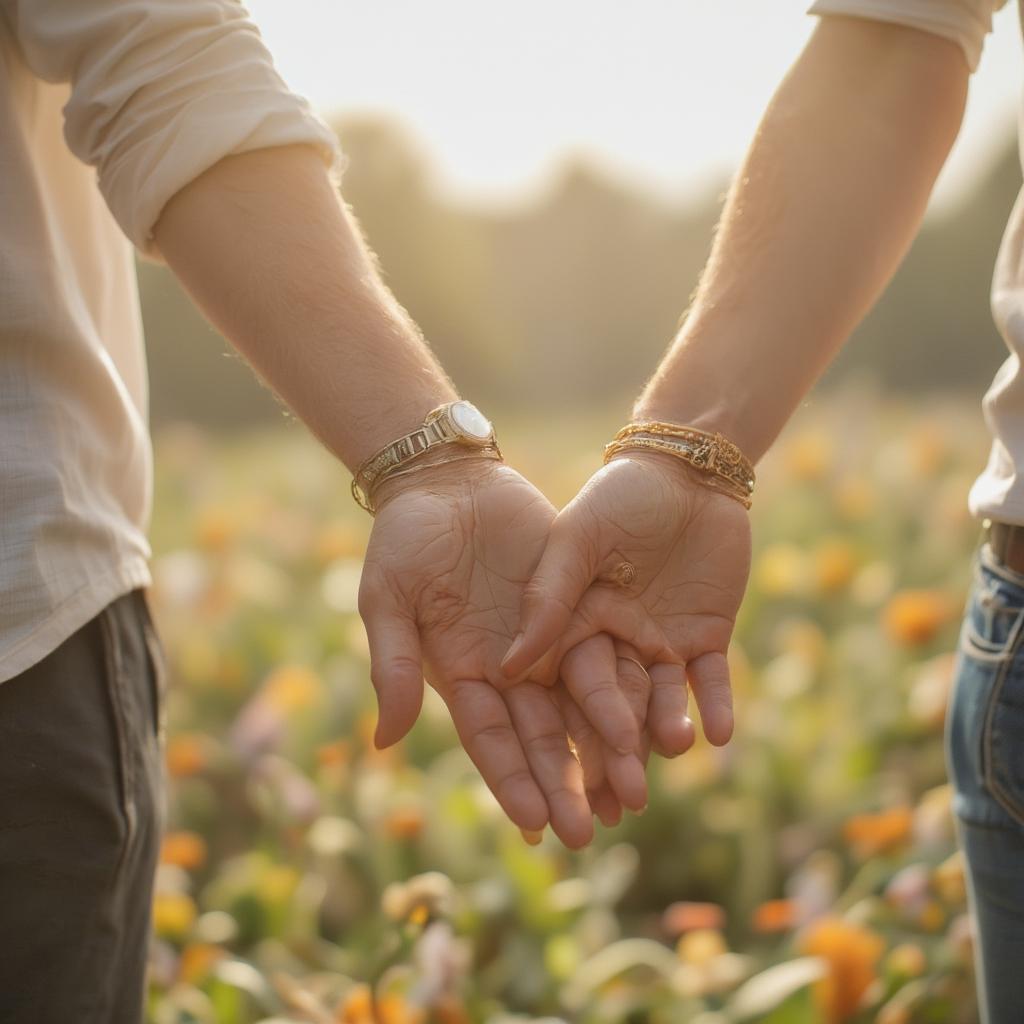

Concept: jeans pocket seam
[[981, 629, 1024, 828]]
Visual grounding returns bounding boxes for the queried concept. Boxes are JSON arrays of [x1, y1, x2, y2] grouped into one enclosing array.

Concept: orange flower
[[799, 916, 885, 1023], [338, 985, 426, 1024], [384, 804, 425, 841], [315, 521, 365, 562], [751, 899, 798, 934], [195, 507, 237, 552], [160, 831, 208, 871], [834, 476, 876, 522], [178, 942, 225, 984], [165, 733, 208, 778], [316, 739, 352, 768], [843, 806, 913, 859], [663, 901, 727, 936], [814, 539, 858, 595], [434, 997, 472, 1024], [882, 590, 954, 648], [339, 984, 374, 1024]]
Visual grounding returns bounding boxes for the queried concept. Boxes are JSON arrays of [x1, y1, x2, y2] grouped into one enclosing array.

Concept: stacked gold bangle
[[604, 421, 755, 508]]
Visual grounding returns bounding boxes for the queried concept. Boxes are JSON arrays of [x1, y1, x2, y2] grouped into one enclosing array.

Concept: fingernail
[[520, 827, 544, 846], [501, 633, 525, 672], [633, 803, 647, 817]]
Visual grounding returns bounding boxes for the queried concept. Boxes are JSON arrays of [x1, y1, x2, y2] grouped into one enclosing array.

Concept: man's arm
[[153, 144, 456, 467], [636, 16, 969, 456]]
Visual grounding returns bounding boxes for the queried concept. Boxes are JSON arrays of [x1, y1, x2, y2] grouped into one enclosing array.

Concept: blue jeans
[[949, 545, 1024, 1023]]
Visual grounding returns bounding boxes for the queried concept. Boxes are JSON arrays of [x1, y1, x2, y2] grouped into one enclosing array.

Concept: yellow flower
[[152, 892, 197, 940], [834, 475, 877, 522], [263, 665, 323, 712], [886, 943, 926, 979], [917, 900, 946, 932], [677, 929, 729, 966], [257, 864, 299, 904], [798, 916, 884, 1023], [755, 544, 809, 597], [933, 851, 967, 906], [160, 831, 208, 871], [785, 432, 833, 481]]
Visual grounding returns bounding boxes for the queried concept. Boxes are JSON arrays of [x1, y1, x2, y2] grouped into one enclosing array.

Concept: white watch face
[[450, 401, 493, 441]]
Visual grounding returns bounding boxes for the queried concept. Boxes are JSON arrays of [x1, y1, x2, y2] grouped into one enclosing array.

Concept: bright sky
[[246, 0, 1022, 208]]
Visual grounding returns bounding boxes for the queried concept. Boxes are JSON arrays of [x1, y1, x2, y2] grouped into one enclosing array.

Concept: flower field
[[146, 392, 987, 1024]]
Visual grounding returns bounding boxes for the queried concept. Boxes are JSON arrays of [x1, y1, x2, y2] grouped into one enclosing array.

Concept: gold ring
[[616, 655, 650, 679], [600, 560, 638, 588]]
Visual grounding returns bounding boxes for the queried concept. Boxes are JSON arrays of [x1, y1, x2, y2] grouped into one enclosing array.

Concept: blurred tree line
[[141, 117, 1021, 430]]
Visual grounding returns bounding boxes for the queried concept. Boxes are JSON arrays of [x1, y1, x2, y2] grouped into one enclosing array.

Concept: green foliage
[[147, 397, 986, 1023]]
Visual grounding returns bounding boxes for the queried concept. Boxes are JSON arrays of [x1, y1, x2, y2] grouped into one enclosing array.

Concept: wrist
[[605, 420, 755, 509], [605, 448, 717, 496], [371, 452, 505, 511]]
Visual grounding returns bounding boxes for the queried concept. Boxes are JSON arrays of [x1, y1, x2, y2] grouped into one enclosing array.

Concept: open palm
[[503, 453, 752, 749], [358, 461, 646, 848]]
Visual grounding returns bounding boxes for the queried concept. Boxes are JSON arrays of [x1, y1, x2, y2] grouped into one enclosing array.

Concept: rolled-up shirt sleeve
[[2, 0, 344, 253], [808, 0, 1007, 71]]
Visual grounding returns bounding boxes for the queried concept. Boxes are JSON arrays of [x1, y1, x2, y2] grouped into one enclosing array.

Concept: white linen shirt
[[808, 0, 1024, 523], [0, 0, 340, 681]]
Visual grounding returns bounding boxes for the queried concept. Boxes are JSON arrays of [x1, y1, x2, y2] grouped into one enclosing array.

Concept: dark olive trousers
[[0, 591, 166, 1023]]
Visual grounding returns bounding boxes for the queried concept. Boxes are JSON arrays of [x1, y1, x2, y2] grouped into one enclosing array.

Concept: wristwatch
[[352, 400, 502, 513]]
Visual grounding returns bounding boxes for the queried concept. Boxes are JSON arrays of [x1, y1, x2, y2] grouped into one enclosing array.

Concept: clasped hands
[[357, 450, 751, 848]]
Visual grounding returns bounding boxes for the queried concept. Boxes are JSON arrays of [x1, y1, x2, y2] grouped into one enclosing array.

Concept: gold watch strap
[[352, 402, 501, 514]]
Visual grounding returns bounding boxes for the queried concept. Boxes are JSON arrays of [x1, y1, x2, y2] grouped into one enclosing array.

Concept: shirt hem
[[0, 557, 152, 684]]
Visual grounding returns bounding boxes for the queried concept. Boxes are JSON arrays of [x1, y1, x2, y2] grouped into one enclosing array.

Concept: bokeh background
[[144, 3, 1023, 1022]]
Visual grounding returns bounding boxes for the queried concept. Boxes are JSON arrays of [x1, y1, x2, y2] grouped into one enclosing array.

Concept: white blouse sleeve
[[1, 0, 344, 253], [808, 0, 1008, 70]]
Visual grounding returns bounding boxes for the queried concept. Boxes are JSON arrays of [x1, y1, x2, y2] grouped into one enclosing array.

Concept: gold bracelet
[[363, 448, 503, 512], [603, 421, 755, 509], [352, 400, 502, 515]]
